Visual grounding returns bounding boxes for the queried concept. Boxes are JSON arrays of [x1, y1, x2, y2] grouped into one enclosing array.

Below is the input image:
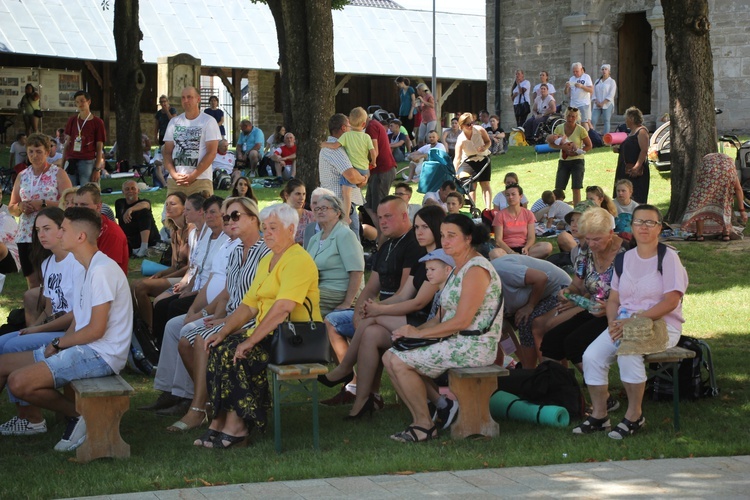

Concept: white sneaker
[[54, 416, 86, 452], [249, 171, 256, 178], [0, 416, 47, 436]]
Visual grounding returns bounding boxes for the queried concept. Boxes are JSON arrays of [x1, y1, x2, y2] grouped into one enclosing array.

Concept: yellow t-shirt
[[241, 244, 322, 336], [553, 123, 588, 161]]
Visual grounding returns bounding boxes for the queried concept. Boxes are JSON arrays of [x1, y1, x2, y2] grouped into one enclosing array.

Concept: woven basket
[[617, 316, 668, 355]]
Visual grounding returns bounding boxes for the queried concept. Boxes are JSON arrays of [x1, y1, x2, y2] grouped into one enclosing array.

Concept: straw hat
[[617, 317, 668, 355]]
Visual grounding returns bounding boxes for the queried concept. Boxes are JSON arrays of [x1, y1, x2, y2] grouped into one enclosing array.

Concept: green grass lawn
[[0, 144, 748, 499]]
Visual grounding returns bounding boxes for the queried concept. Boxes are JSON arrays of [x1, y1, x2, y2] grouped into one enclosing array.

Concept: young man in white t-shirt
[[0, 207, 133, 452], [403, 130, 447, 182]]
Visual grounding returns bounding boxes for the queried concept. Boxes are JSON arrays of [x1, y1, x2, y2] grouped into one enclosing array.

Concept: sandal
[[685, 234, 704, 242], [193, 429, 220, 447], [572, 415, 611, 435], [166, 407, 208, 432], [205, 431, 249, 449], [721, 233, 731, 242], [389, 424, 437, 443], [608, 415, 645, 440]]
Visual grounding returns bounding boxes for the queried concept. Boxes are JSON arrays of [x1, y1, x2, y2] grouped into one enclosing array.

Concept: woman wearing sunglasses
[[576, 205, 687, 439], [547, 107, 593, 205]]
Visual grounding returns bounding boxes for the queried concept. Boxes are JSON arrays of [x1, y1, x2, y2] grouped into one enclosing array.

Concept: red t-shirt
[[64, 114, 106, 161], [365, 119, 395, 174], [275, 144, 297, 166], [99, 215, 129, 275], [492, 208, 536, 248]]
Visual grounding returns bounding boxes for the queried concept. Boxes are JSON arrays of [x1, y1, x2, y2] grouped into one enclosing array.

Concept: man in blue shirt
[[236, 119, 264, 177]]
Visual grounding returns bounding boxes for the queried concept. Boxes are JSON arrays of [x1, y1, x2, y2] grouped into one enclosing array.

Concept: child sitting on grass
[[614, 179, 639, 214], [320, 107, 374, 223]]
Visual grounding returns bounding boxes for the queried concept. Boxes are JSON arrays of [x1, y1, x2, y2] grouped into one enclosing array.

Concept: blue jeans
[[349, 203, 361, 241], [324, 309, 355, 338], [66, 159, 95, 186], [33, 344, 113, 389], [591, 106, 613, 134], [1, 331, 60, 404]]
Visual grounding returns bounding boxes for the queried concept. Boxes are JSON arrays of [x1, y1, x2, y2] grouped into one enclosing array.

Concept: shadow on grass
[[1, 328, 748, 498]]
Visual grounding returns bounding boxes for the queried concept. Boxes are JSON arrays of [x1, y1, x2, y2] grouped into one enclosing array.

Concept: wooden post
[[102, 63, 111, 139]]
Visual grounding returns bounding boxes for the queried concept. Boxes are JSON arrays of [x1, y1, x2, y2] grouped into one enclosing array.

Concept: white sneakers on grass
[[54, 416, 87, 452]]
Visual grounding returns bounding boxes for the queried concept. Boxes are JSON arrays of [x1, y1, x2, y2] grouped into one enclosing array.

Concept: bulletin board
[[0, 68, 82, 111]]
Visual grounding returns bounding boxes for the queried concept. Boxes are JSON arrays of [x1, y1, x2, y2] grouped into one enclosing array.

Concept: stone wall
[[486, 0, 750, 134], [249, 70, 284, 141]]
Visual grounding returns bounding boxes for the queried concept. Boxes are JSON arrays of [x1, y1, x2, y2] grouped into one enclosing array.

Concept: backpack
[[649, 335, 719, 401], [588, 128, 604, 148], [614, 242, 668, 278], [497, 361, 586, 417], [132, 309, 160, 366], [213, 170, 232, 190]]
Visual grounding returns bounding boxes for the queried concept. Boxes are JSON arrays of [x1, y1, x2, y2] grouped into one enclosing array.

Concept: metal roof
[[0, 0, 486, 81]]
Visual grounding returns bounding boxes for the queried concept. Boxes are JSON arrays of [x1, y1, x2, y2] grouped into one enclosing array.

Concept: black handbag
[[392, 336, 444, 352], [269, 298, 330, 365]]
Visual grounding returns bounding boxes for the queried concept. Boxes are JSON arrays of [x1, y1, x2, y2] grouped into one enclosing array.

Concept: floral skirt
[[206, 332, 272, 434], [391, 334, 498, 379]]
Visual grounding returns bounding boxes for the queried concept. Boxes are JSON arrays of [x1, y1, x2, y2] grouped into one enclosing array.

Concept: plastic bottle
[[613, 307, 631, 348], [130, 344, 155, 376], [563, 292, 603, 314]]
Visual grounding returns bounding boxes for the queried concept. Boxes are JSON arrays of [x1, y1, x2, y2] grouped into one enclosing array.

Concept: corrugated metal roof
[[0, 0, 486, 81]]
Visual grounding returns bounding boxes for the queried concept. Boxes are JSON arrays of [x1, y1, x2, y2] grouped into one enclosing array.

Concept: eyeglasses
[[313, 206, 331, 213], [631, 219, 660, 228], [222, 211, 249, 222], [394, 191, 410, 197]]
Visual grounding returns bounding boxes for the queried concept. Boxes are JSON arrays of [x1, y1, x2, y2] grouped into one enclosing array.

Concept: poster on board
[[0, 68, 81, 111]]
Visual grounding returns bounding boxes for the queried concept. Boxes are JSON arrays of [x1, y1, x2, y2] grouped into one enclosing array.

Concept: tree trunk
[[662, 0, 716, 223], [113, 0, 146, 167], [266, 0, 335, 195]]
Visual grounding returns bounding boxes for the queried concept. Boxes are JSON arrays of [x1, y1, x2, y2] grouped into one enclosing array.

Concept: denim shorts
[[324, 309, 355, 338], [33, 344, 114, 389]]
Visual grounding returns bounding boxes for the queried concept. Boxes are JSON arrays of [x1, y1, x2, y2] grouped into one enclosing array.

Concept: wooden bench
[[65, 375, 134, 463], [645, 346, 696, 432], [268, 363, 328, 453], [448, 364, 509, 439]]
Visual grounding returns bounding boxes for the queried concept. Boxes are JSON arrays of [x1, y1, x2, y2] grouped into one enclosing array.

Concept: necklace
[[384, 232, 408, 262]]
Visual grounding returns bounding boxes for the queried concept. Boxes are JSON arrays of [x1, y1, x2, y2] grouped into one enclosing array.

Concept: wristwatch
[[51, 337, 62, 351]]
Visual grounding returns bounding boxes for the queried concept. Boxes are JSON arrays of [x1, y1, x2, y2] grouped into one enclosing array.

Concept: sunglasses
[[222, 211, 249, 222], [568, 107, 579, 112]]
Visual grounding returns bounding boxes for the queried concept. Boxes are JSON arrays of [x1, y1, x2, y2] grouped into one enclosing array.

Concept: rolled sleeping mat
[[603, 132, 628, 146], [141, 259, 169, 277], [534, 143, 556, 154], [489, 390, 570, 427]]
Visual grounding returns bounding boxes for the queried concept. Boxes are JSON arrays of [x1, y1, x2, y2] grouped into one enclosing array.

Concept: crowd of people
[[0, 75, 746, 454]]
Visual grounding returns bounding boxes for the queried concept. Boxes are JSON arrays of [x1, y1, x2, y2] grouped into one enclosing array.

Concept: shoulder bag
[[269, 297, 330, 365]]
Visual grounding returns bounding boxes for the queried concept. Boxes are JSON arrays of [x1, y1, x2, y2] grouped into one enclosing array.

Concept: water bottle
[[613, 307, 631, 348], [563, 293, 603, 314]]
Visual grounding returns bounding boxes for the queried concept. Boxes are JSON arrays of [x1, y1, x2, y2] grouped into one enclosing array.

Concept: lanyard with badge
[[74, 113, 92, 152]]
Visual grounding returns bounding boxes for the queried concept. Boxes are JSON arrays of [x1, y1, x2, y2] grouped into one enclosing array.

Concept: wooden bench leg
[[75, 395, 130, 463], [449, 376, 499, 439], [272, 373, 282, 454], [671, 362, 681, 432]]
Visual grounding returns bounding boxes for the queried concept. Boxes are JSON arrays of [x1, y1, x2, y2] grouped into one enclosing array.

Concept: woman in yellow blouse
[[200, 203, 321, 449]]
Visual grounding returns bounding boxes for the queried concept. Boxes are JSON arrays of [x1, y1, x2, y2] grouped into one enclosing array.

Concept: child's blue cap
[[419, 248, 455, 267]]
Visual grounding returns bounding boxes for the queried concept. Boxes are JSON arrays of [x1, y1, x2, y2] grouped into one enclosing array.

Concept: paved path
[[75, 455, 750, 499]]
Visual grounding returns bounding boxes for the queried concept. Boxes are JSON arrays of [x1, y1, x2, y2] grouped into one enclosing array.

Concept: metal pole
[[432, 0, 437, 102]]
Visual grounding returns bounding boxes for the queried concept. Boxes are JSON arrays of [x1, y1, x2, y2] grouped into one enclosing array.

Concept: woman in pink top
[[415, 83, 436, 146], [576, 204, 688, 440], [491, 184, 552, 259]]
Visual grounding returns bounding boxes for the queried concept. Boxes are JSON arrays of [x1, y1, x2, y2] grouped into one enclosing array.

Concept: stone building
[[485, 0, 749, 133]]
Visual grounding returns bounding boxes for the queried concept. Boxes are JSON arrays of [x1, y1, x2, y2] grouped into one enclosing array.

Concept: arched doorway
[[618, 12, 652, 114]]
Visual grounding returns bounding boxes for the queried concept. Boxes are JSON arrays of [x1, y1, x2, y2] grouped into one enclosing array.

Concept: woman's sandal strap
[[400, 424, 437, 443], [609, 416, 645, 438]]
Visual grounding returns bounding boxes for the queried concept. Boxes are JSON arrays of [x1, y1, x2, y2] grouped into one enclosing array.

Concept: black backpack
[[497, 361, 586, 417], [213, 170, 232, 190], [649, 335, 719, 401]]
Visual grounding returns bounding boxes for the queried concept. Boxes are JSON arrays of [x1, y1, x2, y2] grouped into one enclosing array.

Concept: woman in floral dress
[[681, 152, 747, 241], [7, 133, 72, 288], [382, 214, 503, 442]]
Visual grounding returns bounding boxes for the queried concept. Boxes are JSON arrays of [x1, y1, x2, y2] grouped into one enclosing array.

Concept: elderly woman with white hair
[[306, 194, 364, 317], [201, 203, 322, 449], [302, 186, 336, 247]]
